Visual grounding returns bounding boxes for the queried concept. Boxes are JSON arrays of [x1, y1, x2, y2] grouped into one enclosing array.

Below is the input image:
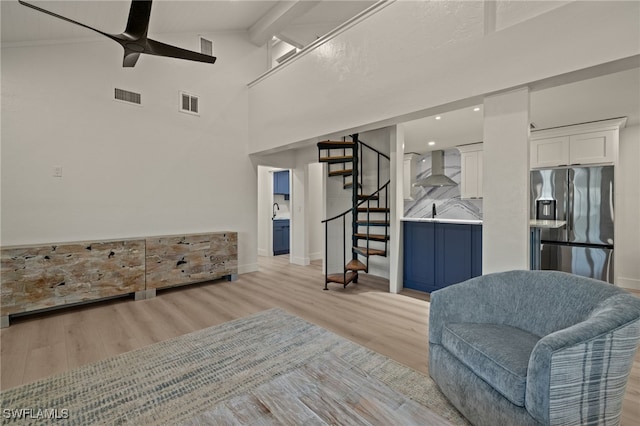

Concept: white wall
[[389, 124, 404, 293], [483, 88, 531, 274], [257, 166, 275, 257], [248, 1, 639, 154], [495, 1, 571, 31], [1, 31, 266, 274], [617, 125, 640, 289], [307, 162, 324, 261]]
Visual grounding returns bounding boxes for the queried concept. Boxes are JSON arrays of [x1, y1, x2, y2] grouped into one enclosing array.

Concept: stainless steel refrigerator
[[530, 166, 614, 283]]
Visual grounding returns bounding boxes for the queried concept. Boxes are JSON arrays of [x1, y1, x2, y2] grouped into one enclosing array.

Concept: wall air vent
[[180, 91, 199, 115], [200, 37, 214, 56], [114, 88, 141, 105]]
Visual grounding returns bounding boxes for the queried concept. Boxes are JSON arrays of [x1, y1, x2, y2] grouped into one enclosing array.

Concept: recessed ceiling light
[[473, 107, 480, 112], [428, 141, 436, 146], [435, 116, 442, 120]]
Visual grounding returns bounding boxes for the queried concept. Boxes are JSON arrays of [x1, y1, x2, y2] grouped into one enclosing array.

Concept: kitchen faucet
[[432, 203, 437, 218], [272, 202, 280, 220]]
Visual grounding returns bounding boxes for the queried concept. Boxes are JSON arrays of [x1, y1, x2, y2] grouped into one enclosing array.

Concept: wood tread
[[356, 220, 390, 226], [328, 169, 353, 177], [353, 247, 387, 257], [357, 194, 379, 201], [354, 233, 390, 241], [319, 156, 353, 164], [357, 207, 390, 213], [343, 182, 362, 189], [326, 271, 358, 285], [346, 259, 367, 272], [317, 141, 356, 149]]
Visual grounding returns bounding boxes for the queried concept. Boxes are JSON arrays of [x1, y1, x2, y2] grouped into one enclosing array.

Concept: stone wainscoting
[[1, 232, 237, 327]]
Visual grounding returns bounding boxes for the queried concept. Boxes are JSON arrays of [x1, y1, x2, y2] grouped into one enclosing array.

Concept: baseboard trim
[[257, 248, 268, 257], [238, 263, 259, 274], [309, 252, 322, 261], [290, 256, 310, 266], [617, 276, 640, 290]]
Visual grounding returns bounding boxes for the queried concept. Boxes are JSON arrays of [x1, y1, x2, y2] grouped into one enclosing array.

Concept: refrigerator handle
[[567, 169, 574, 236]]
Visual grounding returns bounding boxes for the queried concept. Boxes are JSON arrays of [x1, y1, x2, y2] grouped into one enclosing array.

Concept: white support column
[[482, 88, 530, 274], [389, 125, 405, 294], [290, 164, 310, 266]]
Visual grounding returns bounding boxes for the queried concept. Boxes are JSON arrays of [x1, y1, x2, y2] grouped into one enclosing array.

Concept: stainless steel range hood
[[413, 150, 457, 187]]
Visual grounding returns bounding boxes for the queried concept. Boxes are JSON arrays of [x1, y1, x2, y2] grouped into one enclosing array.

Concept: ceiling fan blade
[[19, 0, 217, 68], [123, 0, 152, 40], [18, 0, 114, 41], [145, 38, 217, 65], [123, 51, 141, 68]]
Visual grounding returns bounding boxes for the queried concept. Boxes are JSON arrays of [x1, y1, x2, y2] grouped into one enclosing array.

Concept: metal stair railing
[[321, 181, 390, 289]]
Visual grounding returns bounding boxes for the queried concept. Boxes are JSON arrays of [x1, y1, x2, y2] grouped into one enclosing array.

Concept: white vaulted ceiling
[[0, 0, 374, 46], [2, 0, 638, 153]]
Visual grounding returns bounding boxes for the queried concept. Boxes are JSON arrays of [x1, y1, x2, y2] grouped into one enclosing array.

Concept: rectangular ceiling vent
[[180, 91, 199, 115], [200, 37, 214, 56], [114, 88, 141, 105]]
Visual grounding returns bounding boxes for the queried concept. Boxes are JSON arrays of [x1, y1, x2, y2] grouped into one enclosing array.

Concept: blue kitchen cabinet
[[471, 224, 483, 277], [403, 221, 436, 292], [434, 223, 473, 291], [273, 219, 290, 255], [273, 171, 290, 196], [403, 221, 482, 293]]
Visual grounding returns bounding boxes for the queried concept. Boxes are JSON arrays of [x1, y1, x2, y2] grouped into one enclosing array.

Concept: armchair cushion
[[442, 323, 540, 406]]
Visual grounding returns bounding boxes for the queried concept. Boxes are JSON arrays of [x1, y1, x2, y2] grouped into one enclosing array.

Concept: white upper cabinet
[[568, 131, 616, 165], [530, 136, 570, 168], [530, 118, 626, 169], [457, 143, 483, 199], [403, 153, 418, 201]]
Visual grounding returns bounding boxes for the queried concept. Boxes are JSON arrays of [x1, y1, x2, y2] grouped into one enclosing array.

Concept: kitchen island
[[402, 218, 482, 293]]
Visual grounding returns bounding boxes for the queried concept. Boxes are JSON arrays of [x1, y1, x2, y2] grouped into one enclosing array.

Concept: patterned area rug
[[1, 308, 468, 425]]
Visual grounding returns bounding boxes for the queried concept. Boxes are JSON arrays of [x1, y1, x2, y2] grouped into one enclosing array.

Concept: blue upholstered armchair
[[429, 270, 640, 426]]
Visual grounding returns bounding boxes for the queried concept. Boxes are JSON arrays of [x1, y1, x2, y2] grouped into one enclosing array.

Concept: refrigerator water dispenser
[[536, 199, 556, 221]]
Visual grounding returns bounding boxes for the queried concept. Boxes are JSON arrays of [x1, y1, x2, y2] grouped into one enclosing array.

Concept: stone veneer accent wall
[[1, 239, 145, 317], [146, 232, 238, 291], [1, 232, 238, 326]]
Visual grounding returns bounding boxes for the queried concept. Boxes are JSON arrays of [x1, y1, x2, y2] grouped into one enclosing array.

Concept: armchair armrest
[[526, 294, 640, 425]]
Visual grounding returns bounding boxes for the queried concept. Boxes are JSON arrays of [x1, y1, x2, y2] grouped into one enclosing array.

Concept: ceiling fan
[[18, 0, 217, 67]]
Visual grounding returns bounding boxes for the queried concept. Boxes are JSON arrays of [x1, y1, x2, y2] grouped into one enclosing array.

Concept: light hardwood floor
[[1, 255, 638, 425]]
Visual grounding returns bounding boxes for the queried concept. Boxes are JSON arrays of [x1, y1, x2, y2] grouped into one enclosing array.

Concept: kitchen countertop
[[402, 218, 567, 228], [401, 217, 483, 225], [529, 219, 566, 229]]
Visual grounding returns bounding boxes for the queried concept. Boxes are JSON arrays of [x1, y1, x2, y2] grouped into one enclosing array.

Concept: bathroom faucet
[[272, 203, 280, 220], [432, 203, 437, 218]]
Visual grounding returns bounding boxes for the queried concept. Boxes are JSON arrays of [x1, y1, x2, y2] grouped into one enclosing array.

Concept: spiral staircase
[[318, 134, 391, 290]]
